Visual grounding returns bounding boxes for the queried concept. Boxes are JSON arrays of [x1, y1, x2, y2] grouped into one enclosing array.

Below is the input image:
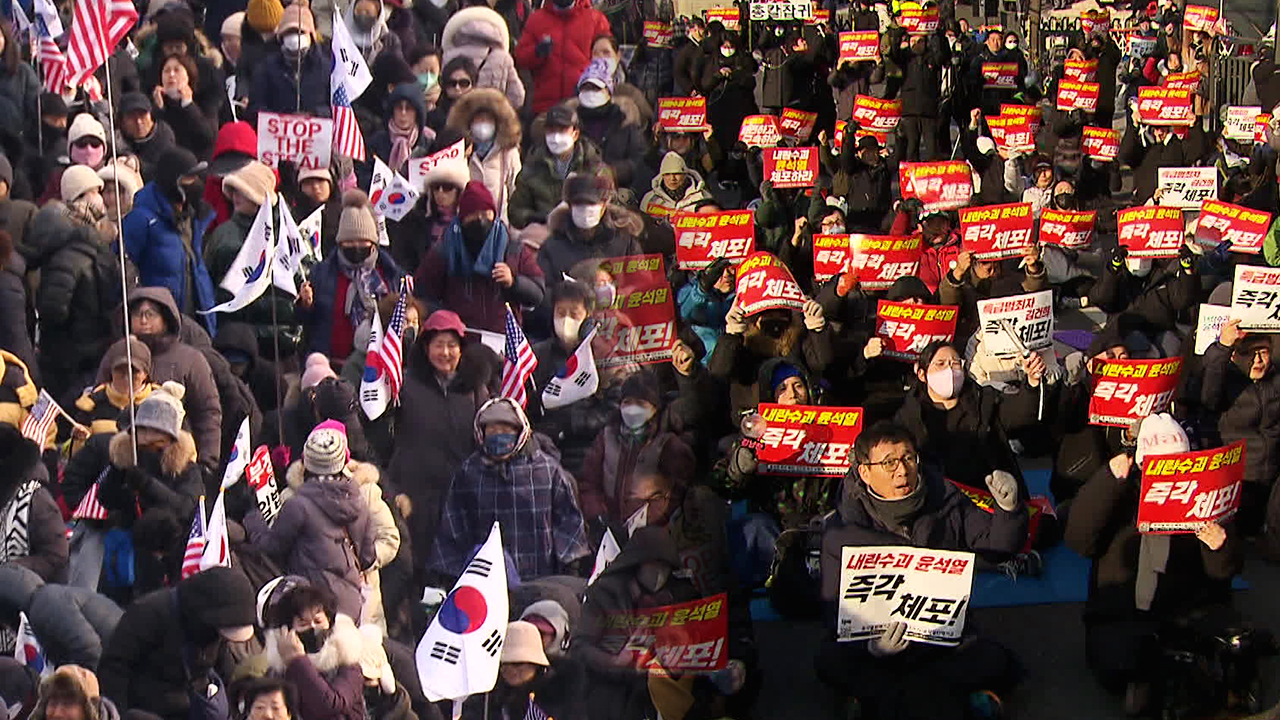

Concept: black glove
[[1108, 244, 1127, 270], [1178, 243, 1196, 271], [700, 258, 733, 293], [536, 36, 553, 59], [123, 466, 149, 493], [898, 196, 924, 221], [225, 480, 254, 522]]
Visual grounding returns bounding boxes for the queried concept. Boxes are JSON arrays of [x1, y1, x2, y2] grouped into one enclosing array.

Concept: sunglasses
[[444, 78, 472, 89], [73, 137, 104, 148]]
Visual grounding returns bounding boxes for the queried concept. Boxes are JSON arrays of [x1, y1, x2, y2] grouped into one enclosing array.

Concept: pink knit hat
[[300, 353, 336, 389]]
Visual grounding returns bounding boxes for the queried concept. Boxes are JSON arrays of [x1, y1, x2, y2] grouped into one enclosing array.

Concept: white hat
[[67, 113, 107, 145], [1135, 412, 1189, 465], [501, 621, 549, 666], [222, 11, 245, 38], [61, 165, 104, 204]]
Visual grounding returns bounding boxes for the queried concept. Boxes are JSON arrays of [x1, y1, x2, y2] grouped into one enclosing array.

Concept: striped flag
[[36, 36, 67, 93], [20, 390, 62, 449], [332, 85, 366, 161], [65, 0, 138, 87], [180, 496, 207, 579], [330, 13, 369, 161], [200, 491, 230, 572], [499, 306, 537, 408], [71, 468, 109, 521], [376, 278, 410, 402]]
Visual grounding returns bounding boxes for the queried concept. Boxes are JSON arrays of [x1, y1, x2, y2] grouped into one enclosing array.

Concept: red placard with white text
[[1136, 87, 1194, 126], [900, 6, 939, 34], [705, 7, 739, 29], [1081, 9, 1110, 35], [1087, 357, 1183, 427], [643, 21, 672, 47], [1082, 126, 1119, 161], [1163, 71, 1201, 92], [1064, 59, 1098, 82], [899, 162, 973, 212], [1000, 104, 1042, 135], [1194, 200, 1270, 255], [848, 234, 923, 289], [779, 107, 819, 140], [1138, 442, 1243, 533], [959, 203, 1035, 261], [852, 95, 902, 133], [246, 446, 281, 525], [1257, 114, 1273, 144], [1039, 209, 1096, 250], [601, 594, 728, 672], [735, 252, 807, 314], [594, 255, 676, 368], [875, 301, 959, 362], [739, 115, 781, 148], [763, 147, 819, 188], [1056, 81, 1100, 112], [812, 234, 850, 283], [1117, 206, 1185, 258], [755, 403, 863, 476], [657, 97, 708, 131], [982, 63, 1019, 89], [839, 31, 879, 63], [673, 211, 755, 269], [1182, 5, 1219, 32], [985, 115, 1035, 154]]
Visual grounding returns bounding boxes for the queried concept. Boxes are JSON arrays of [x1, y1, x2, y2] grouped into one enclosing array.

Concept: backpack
[[765, 521, 824, 619]]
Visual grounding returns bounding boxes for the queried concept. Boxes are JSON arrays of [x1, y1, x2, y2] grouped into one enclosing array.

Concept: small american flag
[[37, 36, 68, 93], [523, 694, 551, 720], [65, 0, 138, 87], [499, 306, 538, 408], [71, 469, 109, 521], [20, 390, 62, 449], [332, 86, 367, 161], [180, 496, 207, 579], [376, 278, 410, 402]]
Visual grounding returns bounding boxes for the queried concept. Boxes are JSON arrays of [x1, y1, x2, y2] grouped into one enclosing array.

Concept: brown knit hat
[[277, 0, 316, 37], [221, 161, 278, 207], [245, 0, 284, 35], [336, 190, 378, 244]]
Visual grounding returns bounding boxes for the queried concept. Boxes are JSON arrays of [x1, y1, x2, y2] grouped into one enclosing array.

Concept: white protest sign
[[975, 290, 1054, 358], [838, 546, 974, 646], [245, 446, 281, 525], [256, 112, 334, 170], [1195, 304, 1231, 355], [1230, 265, 1280, 331], [407, 140, 467, 193], [1156, 167, 1217, 208], [1223, 106, 1263, 142], [839, 543, 967, 645]]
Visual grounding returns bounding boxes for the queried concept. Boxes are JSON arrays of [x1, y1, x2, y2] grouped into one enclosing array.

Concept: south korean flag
[[541, 326, 599, 410], [416, 522, 509, 704]]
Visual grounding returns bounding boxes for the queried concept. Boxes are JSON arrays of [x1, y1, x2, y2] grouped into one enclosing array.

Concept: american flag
[[20, 390, 62, 449], [375, 278, 411, 402], [332, 85, 367, 161], [65, 0, 138, 87], [37, 36, 68, 94], [523, 695, 550, 720], [71, 469, 109, 521], [499, 306, 538, 408], [330, 12, 370, 161], [180, 496, 207, 579]]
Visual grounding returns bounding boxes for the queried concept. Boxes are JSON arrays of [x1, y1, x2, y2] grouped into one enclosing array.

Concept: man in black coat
[[893, 33, 948, 162], [1118, 119, 1209, 205]]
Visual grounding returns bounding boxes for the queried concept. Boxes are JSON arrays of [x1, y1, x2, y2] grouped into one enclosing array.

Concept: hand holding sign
[[1196, 522, 1227, 550]]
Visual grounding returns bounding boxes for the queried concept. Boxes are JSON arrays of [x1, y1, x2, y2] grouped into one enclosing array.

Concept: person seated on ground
[[817, 422, 1026, 720], [28, 665, 119, 720], [262, 585, 365, 720]]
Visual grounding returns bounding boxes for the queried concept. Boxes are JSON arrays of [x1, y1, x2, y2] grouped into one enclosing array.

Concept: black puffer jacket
[[1086, 259, 1198, 333], [894, 35, 947, 118], [0, 248, 32, 376], [1118, 122, 1209, 204], [1200, 342, 1280, 485]]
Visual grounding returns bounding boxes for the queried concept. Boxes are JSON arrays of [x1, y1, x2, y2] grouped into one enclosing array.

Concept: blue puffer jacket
[[677, 282, 732, 363], [122, 184, 217, 335]]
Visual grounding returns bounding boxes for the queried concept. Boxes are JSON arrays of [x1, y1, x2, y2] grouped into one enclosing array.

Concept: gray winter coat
[[0, 564, 123, 669]]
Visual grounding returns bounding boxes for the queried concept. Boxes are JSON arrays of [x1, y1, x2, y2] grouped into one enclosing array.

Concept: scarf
[[388, 121, 419, 174], [863, 478, 927, 530], [443, 215, 510, 278], [339, 249, 385, 330], [1135, 535, 1170, 611]]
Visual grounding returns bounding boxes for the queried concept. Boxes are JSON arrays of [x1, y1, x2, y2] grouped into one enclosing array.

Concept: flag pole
[[269, 201, 286, 447]]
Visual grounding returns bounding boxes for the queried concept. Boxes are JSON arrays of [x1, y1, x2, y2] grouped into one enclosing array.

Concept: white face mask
[[1126, 257, 1154, 277], [620, 402, 655, 429], [926, 366, 965, 400], [282, 33, 310, 52], [1005, 40, 1017, 50], [428, 0, 448, 7], [578, 89, 609, 109], [554, 315, 583, 345], [546, 132, 574, 156], [572, 203, 604, 230], [601, 57, 619, 75], [471, 121, 496, 142], [721, 47, 735, 58], [827, 224, 845, 234]]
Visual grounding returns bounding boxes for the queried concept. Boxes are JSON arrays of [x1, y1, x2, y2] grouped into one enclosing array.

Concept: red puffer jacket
[[514, 0, 610, 114]]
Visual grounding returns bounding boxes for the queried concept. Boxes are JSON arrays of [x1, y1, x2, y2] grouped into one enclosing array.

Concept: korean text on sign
[[1136, 87, 1194, 126], [779, 107, 819, 140], [1056, 81, 1100, 112], [656, 97, 708, 131], [1195, 304, 1231, 355], [875, 300, 959, 362], [601, 594, 729, 672], [1087, 357, 1183, 427], [1156, 167, 1217, 209], [981, 63, 1019, 89], [837, 546, 974, 646], [1163, 71, 1201, 92], [763, 147, 818, 188], [246, 446, 281, 525], [899, 161, 973, 212], [1195, 200, 1271, 255], [749, 1, 814, 21], [1259, 115, 1274, 144], [976, 290, 1054, 358], [673, 211, 755, 270], [838, 31, 879, 63], [1138, 441, 1245, 533], [755, 403, 863, 476], [1117, 206, 1185, 258], [1081, 126, 1119, 161], [812, 234, 850, 283], [643, 20, 672, 47], [1064, 59, 1098, 82], [735, 251, 807, 314], [852, 95, 902, 133], [738, 115, 782, 148], [1182, 4, 1219, 31], [1039, 209, 1096, 250], [1223, 106, 1263, 142], [1231, 265, 1280, 331], [985, 115, 1034, 154], [899, 6, 939, 34], [846, 234, 923, 289], [959, 202, 1034, 261], [704, 7, 739, 29], [594, 254, 676, 368], [1000, 104, 1042, 134], [256, 112, 333, 169]]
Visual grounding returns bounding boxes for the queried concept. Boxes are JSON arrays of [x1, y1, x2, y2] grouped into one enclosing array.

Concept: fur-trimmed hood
[[109, 429, 197, 475], [281, 459, 381, 503], [264, 613, 364, 674], [547, 202, 645, 238], [442, 6, 511, 52], [530, 94, 645, 143], [445, 88, 522, 151]]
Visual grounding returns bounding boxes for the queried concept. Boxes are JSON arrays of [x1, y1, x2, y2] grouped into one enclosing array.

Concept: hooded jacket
[[538, 203, 645, 288], [123, 183, 218, 334], [213, 321, 284, 414], [201, 122, 258, 232], [368, 84, 432, 173], [344, 0, 403, 63], [28, 666, 121, 720], [508, 137, 603, 229], [0, 430, 67, 581], [1199, 341, 1280, 485], [706, 310, 834, 422], [640, 155, 711, 218], [446, 89, 524, 223], [578, 408, 697, 524], [415, 218, 545, 334], [0, 246, 33, 379], [297, 249, 405, 360], [0, 564, 122, 669], [100, 427, 204, 530], [1087, 257, 1197, 334], [539, 95, 648, 189], [513, 0, 611, 114], [204, 210, 302, 352], [1118, 122, 1210, 204], [442, 6, 527, 112], [263, 613, 366, 720]]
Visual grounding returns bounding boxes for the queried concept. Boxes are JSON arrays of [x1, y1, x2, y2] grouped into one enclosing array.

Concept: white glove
[[421, 587, 448, 607], [803, 299, 826, 332], [725, 303, 747, 335], [868, 621, 909, 657], [985, 470, 1019, 512]]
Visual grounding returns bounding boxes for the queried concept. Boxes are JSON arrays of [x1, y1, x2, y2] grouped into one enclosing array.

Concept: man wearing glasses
[[816, 421, 1026, 718]]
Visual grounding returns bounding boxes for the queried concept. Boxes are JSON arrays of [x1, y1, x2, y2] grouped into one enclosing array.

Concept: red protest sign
[[779, 107, 819, 140], [1163, 71, 1201, 92], [985, 115, 1035, 154], [849, 234, 923, 289], [1087, 357, 1183, 427], [705, 7, 739, 29], [1082, 126, 1119, 161], [1138, 441, 1244, 533], [959, 203, 1035, 261], [657, 97, 708, 131], [852, 95, 902, 133], [1257, 114, 1272, 144], [601, 594, 728, 672], [1056, 80, 1100, 112], [834, 120, 847, 151], [1080, 9, 1110, 35], [1039, 209, 1096, 250], [673, 211, 755, 269], [245, 446, 281, 524], [1183, 4, 1219, 32], [1136, 87, 1194, 126], [643, 20, 672, 46], [806, 8, 830, 24], [594, 255, 676, 368], [839, 31, 879, 63], [1194, 200, 1271, 255], [1000, 104, 1042, 134], [755, 403, 863, 476], [900, 6, 939, 34], [875, 300, 959, 362], [735, 251, 806, 314], [982, 63, 1019, 89], [899, 161, 973, 212], [1117, 206, 1185, 258], [1064, 59, 1098, 82], [812, 234, 849, 283], [739, 115, 781, 148], [763, 147, 819, 188]]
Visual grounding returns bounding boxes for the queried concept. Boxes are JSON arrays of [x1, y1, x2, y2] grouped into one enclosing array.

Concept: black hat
[[158, 147, 207, 180], [119, 91, 152, 116], [545, 103, 580, 130], [856, 134, 880, 151], [621, 369, 662, 407], [39, 92, 68, 118], [564, 172, 608, 204]]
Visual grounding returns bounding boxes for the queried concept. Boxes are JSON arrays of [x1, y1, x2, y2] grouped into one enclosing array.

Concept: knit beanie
[[336, 190, 378, 244], [133, 381, 187, 440], [658, 151, 687, 176], [770, 363, 803, 393], [246, 0, 284, 35], [457, 180, 496, 219], [300, 353, 337, 388], [577, 58, 616, 92], [277, 0, 316, 37], [222, 161, 277, 207], [1135, 413, 1189, 465], [303, 424, 350, 477], [98, 161, 145, 205], [60, 165, 104, 204], [67, 114, 107, 145], [222, 11, 245, 38]]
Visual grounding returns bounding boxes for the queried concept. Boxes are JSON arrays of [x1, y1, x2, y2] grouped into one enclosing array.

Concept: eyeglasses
[[929, 359, 964, 370], [132, 308, 162, 322], [431, 184, 459, 193], [444, 78, 472, 89], [860, 453, 918, 473], [636, 492, 671, 507], [73, 138, 104, 148]]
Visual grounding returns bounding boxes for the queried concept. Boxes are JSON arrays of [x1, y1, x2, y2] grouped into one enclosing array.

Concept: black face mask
[[297, 627, 330, 654], [461, 218, 492, 253], [341, 245, 374, 265], [402, 327, 417, 348], [1054, 193, 1076, 210], [553, 0, 574, 8], [760, 320, 788, 338]]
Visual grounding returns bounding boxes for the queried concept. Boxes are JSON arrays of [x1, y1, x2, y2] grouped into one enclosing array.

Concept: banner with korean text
[[600, 594, 728, 672], [959, 203, 1034, 260], [1118, 206, 1185, 258], [1138, 441, 1244, 533], [899, 162, 973, 212], [595, 255, 676, 368], [673, 211, 754, 269], [1087, 357, 1183, 427], [755, 403, 863, 476], [838, 547, 974, 646], [1230, 265, 1280, 331], [875, 301, 959, 362]]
